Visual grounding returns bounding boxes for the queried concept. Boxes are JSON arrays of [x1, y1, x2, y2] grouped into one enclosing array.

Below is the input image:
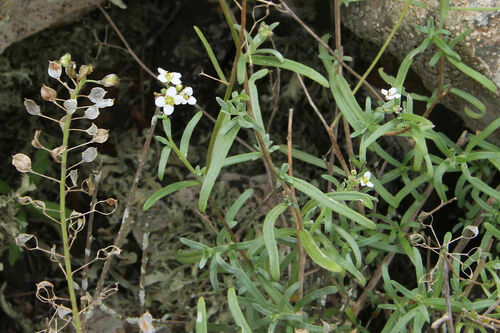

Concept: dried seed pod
[[40, 85, 57, 101], [31, 130, 44, 149], [50, 146, 65, 163], [12, 153, 32, 173], [24, 99, 41, 115], [92, 129, 109, 143], [86, 123, 98, 136], [81, 147, 97, 163], [84, 106, 99, 119], [63, 99, 77, 114]]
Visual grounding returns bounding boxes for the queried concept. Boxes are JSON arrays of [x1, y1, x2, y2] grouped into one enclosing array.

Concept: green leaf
[[180, 111, 203, 157], [223, 152, 262, 167], [228, 288, 252, 333], [226, 188, 254, 223], [196, 297, 208, 333], [300, 230, 343, 272], [250, 55, 329, 87], [461, 163, 500, 201], [199, 122, 240, 212], [447, 56, 497, 93], [194, 26, 227, 83], [484, 223, 500, 239], [332, 225, 362, 267], [294, 286, 338, 312], [157, 146, 171, 181], [264, 203, 289, 280], [394, 37, 432, 90], [450, 87, 486, 119], [327, 191, 377, 210], [278, 282, 301, 311], [143, 180, 200, 211], [253, 48, 284, 63], [278, 146, 344, 175], [110, 0, 127, 9], [248, 69, 269, 132], [359, 120, 398, 164], [291, 177, 376, 229], [433, 36, 460, 61], [466, 117, 500, 152]]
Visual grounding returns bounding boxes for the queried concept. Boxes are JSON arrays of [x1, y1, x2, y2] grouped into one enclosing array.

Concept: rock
[[341, 0, 499, 142], [0, 0, 106, 54]]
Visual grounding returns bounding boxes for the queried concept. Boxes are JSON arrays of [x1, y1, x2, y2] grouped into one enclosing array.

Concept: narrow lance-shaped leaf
[[291, 176, 376, 229], [196, 297, 208, 333], [157, 146, 171, 181], [300, 229, 343, 273], [199, 122, 240, 212], [194, 26, 227, 83], [225, 188, 254, 223], [263, 203, 289, 280], [180, 111, 203, 158], [250, 55, 329, 87], [143, 180, 200, 211], [227, 288, 252, 333]]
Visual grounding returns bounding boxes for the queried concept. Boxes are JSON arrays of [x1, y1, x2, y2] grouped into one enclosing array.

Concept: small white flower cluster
[[351, 170, 374, 188], [381, 87, 401, 100], [154, 68, 196, 115]]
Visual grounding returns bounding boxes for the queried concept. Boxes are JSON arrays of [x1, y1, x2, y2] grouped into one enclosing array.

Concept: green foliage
[[144, 3, 499, 331]]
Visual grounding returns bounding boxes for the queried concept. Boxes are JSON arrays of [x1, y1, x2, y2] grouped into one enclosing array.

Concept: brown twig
[[277, 0, 383, 102], [80, 161, 102, 331], [92, 107, 162, 304], [296, 73, 350, 177]]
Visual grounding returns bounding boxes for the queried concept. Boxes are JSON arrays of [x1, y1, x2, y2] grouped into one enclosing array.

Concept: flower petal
[[166, 87, 177, 97], [164, 105, 174, 115], [173, 95, 183, 105], [155, 96, 166, 107], [187, 96, 197, 105]]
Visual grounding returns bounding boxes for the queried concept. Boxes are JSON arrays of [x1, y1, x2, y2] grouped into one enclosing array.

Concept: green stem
[[60, 79, 86, 333], [352, 0, 411, 94]]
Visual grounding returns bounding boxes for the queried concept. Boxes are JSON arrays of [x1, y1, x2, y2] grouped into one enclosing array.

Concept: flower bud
[[100, 74, 120, 87], [77, 64, 93, 81], [59, 53, 72, 68], [48, 61, 62, 79], [65, 62, 76, 79], [12, 154, 32, 173], [40, 85, 57, 101]]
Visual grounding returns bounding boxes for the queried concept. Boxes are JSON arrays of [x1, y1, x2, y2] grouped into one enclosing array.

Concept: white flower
[[360, 171, 374, 188], [155, 87, 182, 115], [48, 61, 62, 79], [88, 87, 114, 108], [157, 68, 182, 85], [179, 87, 196, 105], [381, 87, 401, 100]]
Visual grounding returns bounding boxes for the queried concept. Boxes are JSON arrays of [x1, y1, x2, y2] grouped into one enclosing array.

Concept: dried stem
[[93, 108, 161, 304], [296, 73, 350, 177], [277, 0, 383, 101]]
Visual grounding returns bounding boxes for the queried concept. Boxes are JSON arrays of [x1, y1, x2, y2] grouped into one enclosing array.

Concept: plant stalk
[[60, 79, 86, 333]]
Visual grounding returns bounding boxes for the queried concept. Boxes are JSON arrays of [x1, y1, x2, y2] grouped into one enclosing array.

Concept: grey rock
[[0, 0, 106, 54], [341, 0, 499, 142]]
